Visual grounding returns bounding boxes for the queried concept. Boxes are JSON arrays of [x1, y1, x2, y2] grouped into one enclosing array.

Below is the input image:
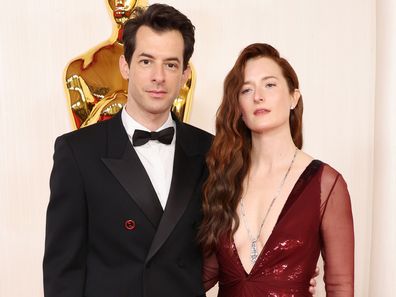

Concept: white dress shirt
[[121, 107, 176, 209]]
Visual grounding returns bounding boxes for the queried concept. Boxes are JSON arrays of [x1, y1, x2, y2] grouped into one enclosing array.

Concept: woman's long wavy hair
[[198, 43, 303, 255]]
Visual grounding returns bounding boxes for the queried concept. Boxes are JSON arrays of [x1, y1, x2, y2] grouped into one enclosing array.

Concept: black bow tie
[[132, 127, 175, 146]]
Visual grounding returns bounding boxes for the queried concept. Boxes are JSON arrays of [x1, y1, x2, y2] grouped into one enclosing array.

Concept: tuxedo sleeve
[[43, 136, 88, 297]]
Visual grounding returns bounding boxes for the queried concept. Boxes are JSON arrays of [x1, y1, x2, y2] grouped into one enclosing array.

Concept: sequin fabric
[[207, 161, 354, 297]]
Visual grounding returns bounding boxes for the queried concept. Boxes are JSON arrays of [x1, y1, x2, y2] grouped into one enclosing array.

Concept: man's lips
[[147, 90, 167, 98], [254, 108, 270, 115]]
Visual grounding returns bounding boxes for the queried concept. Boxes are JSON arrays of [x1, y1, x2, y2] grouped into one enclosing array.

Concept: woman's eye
[[266, 83, 276, 88], [241, 88, 252, 95]]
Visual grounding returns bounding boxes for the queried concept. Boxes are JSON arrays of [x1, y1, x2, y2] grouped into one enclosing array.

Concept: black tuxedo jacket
[[43, 112, 213, 297]]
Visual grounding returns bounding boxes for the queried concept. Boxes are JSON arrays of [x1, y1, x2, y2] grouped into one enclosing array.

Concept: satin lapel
[[146, 124, 205, 262], [101, 113, 163, 228]]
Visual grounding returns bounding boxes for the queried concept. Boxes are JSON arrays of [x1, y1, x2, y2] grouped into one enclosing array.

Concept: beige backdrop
[[1, 0, 394, 296]]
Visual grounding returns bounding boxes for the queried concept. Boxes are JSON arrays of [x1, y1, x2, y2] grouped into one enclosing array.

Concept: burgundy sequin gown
[[204, 161, 354, 297]]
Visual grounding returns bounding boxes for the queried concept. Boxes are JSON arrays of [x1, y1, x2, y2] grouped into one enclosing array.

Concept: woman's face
[[238, 56, 299, 135]]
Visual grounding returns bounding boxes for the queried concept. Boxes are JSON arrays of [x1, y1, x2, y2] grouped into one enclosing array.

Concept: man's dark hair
[[122, 3, 195, 70]]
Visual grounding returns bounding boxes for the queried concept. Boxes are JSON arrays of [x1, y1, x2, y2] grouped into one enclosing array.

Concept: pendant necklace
[[240, 147, 298, 264]]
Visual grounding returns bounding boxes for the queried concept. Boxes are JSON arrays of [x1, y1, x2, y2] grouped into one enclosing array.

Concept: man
[[43, 4, 212, 297]]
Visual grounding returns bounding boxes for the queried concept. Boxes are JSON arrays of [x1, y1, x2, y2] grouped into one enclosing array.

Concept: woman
[[199, 43, 354, 296]]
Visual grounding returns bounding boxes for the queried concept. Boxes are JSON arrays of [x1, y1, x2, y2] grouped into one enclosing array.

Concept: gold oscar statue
[[64, 0, 196, 129]]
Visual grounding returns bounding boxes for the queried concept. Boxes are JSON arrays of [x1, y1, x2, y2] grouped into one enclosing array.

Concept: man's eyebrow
[[139, 53, 181, 63], [138, 53, 155, 59]]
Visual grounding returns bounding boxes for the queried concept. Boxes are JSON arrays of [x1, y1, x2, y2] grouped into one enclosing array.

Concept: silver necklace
[[240, 147, 298, 264]]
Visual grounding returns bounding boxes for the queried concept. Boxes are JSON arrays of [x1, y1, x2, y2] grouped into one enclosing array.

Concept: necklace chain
[[240, 147, 298, 264]]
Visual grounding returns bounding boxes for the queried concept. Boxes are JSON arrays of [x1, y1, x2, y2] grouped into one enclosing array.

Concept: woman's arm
[[202, 252, 219, 291], [321, 172, 354, 296]]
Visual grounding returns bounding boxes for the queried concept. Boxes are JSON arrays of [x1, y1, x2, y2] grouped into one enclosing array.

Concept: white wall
[[370, 0, 396, 295], [0, 1, 379, 296]]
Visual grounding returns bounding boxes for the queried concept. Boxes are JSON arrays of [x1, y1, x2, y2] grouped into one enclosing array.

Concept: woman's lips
[[254, 108, 270, 115]]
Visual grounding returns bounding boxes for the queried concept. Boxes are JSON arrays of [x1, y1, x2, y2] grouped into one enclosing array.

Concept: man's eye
[[167, 63, 178, 69], [140, 59, 150, 65]]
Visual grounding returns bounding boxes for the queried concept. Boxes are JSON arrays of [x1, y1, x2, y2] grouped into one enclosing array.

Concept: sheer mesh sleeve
[[202, 252, 219, 291], [320, 165, 354, 296]]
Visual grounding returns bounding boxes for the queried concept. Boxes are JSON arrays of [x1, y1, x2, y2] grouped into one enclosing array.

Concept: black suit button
[[124, 219, 136, 230]]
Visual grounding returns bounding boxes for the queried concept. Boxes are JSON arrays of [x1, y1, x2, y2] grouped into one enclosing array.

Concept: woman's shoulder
[[299, 152, 350, 204], [298, 151, 344, 183]]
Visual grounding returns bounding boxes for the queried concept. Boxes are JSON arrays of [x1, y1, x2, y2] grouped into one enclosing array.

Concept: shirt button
[[124, 219, 136, 231]]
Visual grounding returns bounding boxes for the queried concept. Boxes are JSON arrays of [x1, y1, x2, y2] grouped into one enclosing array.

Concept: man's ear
[[181, 63, 192, 86], [119, 55, 130, 80]]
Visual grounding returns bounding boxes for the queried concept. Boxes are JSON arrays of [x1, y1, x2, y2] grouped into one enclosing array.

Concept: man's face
[[119, 26, 189, 125]]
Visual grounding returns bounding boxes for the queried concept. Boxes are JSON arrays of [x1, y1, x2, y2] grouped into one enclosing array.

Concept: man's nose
[[151, 65, 165, 83]]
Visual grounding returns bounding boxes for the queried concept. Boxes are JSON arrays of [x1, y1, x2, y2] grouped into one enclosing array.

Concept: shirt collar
[[121, 106, 175, 138]]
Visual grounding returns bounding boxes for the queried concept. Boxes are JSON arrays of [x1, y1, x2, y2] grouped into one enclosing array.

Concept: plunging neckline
[[232, 160, 322, 276]]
